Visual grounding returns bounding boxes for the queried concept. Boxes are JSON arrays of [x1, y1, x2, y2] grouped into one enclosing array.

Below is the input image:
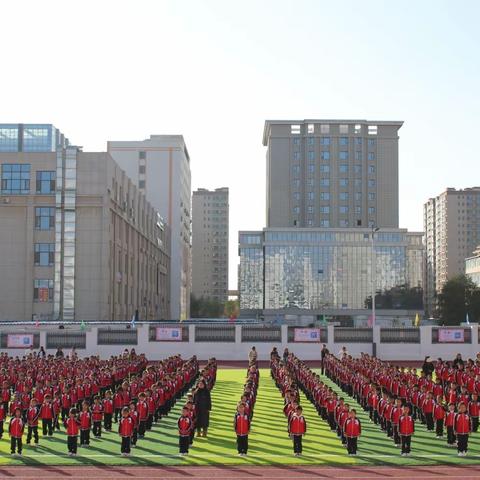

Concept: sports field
[[2, 368, 480, 466]]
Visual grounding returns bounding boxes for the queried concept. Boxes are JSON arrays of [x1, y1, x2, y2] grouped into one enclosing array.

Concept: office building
[[192, 188, 229, 303], [239, 228, 424, 323], [466, 246, 480, 287], [424, 187, 480, 315], [263, 119, 402, 229], [0, 124, 170, 322], [108, 135, 191, 320]]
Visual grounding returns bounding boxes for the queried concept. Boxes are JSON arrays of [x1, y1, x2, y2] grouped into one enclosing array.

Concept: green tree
[[224, 299, 239, 318], [190, 294, 225, 318], [437, 275, 480, 325]]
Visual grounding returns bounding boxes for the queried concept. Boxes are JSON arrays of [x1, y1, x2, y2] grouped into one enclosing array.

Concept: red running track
[[2, 465, 480, 480]]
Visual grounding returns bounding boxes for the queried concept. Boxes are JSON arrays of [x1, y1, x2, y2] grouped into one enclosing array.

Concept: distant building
[[424, 187, 480, 315], [466, 245, 480, 287], [0, 124, 170, 321], [263, 119, 402, 229], [108, 135, 191, 320], [238, 227, 424, 323], [192, 188, 229, 303]]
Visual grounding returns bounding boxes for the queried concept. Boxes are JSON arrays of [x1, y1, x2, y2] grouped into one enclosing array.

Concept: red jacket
[[79, 411, 91, 430], [178, 415, 192, 436], [92, 404, 103, 422], [103, 399, 113, 414], [40, 402, 54, 420], [399, 415, 414, 436], [65, 417, 80, 436], [9, 417, 24, 438], [119, 416, 134, 437], [137, 400, 148, 421], [289, 414, 307, 435], [343, 417, 361, 437], [422, 399, 434, 414], [468, 401, 480, 418], [27, 406, 40, 427], [454, 413, 471, 434], [446, 411, 456, 427], [434, 404, 445, 421], [234, 413, 250, 436]]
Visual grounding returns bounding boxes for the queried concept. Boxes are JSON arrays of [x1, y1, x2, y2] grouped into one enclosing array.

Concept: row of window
[[295, 151, 376, 161], [293, 206, 376, 215], [294, 192, 376, 201], [294, 177, 377, 188], [1, 164, 55, 194], [296, 219, 376, 228], [300, 164, 376, 173], [293, 137, 377, 146]]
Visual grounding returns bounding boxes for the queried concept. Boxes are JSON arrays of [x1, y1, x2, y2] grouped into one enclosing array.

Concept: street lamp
[[371, 226, 380, 356]]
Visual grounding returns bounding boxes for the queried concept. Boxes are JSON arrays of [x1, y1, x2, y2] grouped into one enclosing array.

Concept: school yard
[[2, 367, 480, 476]]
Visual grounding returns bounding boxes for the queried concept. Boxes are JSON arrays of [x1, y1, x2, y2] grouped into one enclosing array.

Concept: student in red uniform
[[422, 392, 435, 431], [40, 394, 54, 437], [234, 403, 250, 456], [343, 408, 361, 455], [0, 401, 6, 439], [26, 398, 40, 446], [119, 406, 134, 456], [61, 387, 72, 424], [468, 393, 480, 433], [103, 390, 114, 432], [288, 405, 307, 456], [92, 395, 104, 438], [454, 402, 471, 456], [129, 402, 139, 447], [136, 392, 148, 438], [434, 396, 446, 439], [113, 386, 123, 423], [9, 407, 24, 455], [178, 405, 193, 456], [64, 408, 80, 456], [398, 405, 414, 456], [79, 401, 91, 447], [53, 391, 62, 431], [445, 403, 457, 446]]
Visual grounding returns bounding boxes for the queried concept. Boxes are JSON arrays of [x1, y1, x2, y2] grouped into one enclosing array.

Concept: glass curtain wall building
[[239, 228, 424, 316]]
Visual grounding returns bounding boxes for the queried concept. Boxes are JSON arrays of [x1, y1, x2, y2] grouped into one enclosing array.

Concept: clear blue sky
[[2, 0, 479, 288]]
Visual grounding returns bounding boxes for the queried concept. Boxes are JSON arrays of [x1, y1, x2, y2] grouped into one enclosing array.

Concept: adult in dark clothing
[[422, 356, 434, 377], [321, 344, 329, 375], [193, 380, 211, 437], [283, 348, 289, 363], [453, 353, 464, 369]]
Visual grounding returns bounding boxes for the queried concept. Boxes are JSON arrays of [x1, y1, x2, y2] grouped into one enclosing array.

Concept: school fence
[[0, 323, 479, 361]]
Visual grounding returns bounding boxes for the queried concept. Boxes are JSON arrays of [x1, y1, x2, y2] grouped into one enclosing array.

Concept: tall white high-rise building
[[108, 135, 191, 320]]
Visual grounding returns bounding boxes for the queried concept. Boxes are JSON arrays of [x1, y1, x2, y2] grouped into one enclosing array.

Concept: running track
[[2, 465, 480, 479]]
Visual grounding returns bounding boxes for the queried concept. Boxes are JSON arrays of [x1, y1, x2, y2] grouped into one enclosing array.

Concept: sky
[[2, 0, 480, 289]]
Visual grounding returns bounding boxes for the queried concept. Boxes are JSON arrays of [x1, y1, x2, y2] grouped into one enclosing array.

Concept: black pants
[[146, 414, 154, 430], [328, 412, 335, 430], [0, 421, 3, 439], [114, 408, 121, 423], [93, 421, 102, 437], [292, 434, 302, 454], [62, 408, 69, 423], [121, 436, 131, 454], [436, 419, 444, 437], [457, 433, 469, 453], [43, 418, 53, 436], [179, 435, 189, 453], [104, 413, 113, 431], [393, 425, 400, 445], [131, 428, 138, 446], [11, 437, 22, 454], [425, 412, 434, 431], [472, 417, 479, 433], [80, 429, 90, 445], [386, 420, 393, 437], [400, 435, 411, 454], [346, 437, 358, 454], [27, 426, 39, 444], [447, 426, 456, 445], [138, 420, 147, 437], [237, 435, 248, 454], [68, 435, 78, 454]]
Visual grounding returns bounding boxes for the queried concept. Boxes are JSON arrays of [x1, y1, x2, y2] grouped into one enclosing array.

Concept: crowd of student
[[0, 350, 203, 456], [232, 360, 259, 456], [324, 352, 479, 456]]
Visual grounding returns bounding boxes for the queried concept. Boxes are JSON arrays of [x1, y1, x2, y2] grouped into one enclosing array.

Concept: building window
[[320, 178, 330, 187], [354, 179, 362, 187], [292, 165, 300, 176], [307, 206, 314, 214], [139, 180, 146, 189], [321, 151, 330, 161], [293, 152, 300, 161], [33, 279, 54, 302], [339, 164, 348, 173], [355, 137, 362, 145], [354, 165, 362, 174], [307, 219, 313, 226], [368, 125, 378, 135], [368, 138, 376, 147], [34, 243, 55, 266], [0, 126, 19, 152], [368, 179, 376, 187], [36, 171, 55, 194], [320, 125, 330, 134], [307, 136, 314, 145], [369, 207, 376, 215], [355, 151, 362, 161], [139, 151, 146, 160], [293, 192, 300, 201], [355, 206, 361, 214], [339, 219, 349, 227], [1, 164, 30, 194], [291, 125, 301, 134], [308, 151, 315, 161], [339, 125, 349, 134], [339, 192, 349, 201], [339, 178, 348, 187], [368, 192, 376, 201], [320, 137, 330, 146], [320, 192, 330, 200], [355, 192, 362, 201], [368, 165, 376, 174], [292, 179, 300, 188], [339, 151, 348, 161], [339, 206, 349, 214], [320, 206, 330, 213], [293, 206, 300, 214], [308, 164, 315, 174], [320, 165, 330, 173], [307, 191, 315, 201], [306, 178, 314, 186], [139, 165, 146, 174], [293, 137, 300, 145], [368, 152, 376, 161], [339, 137, 348, 146], [35, 207, 55, 230], [320, 219, 330, 227]]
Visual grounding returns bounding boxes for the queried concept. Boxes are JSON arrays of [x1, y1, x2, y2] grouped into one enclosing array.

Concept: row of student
[[324, 353, 473, 456], [233, 361, 259, 456], [5, 355, 199, 455], [271, 358, 307, 456], [177, 359, 217, 456]]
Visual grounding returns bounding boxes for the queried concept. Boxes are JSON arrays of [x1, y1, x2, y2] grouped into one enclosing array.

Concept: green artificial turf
[[1, 368, 480, 466]]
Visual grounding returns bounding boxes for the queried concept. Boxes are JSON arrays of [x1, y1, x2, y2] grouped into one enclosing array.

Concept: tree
[[224, 300, 239, 319], [190, 294, 225, 318], [437, 275, 480, 326]]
